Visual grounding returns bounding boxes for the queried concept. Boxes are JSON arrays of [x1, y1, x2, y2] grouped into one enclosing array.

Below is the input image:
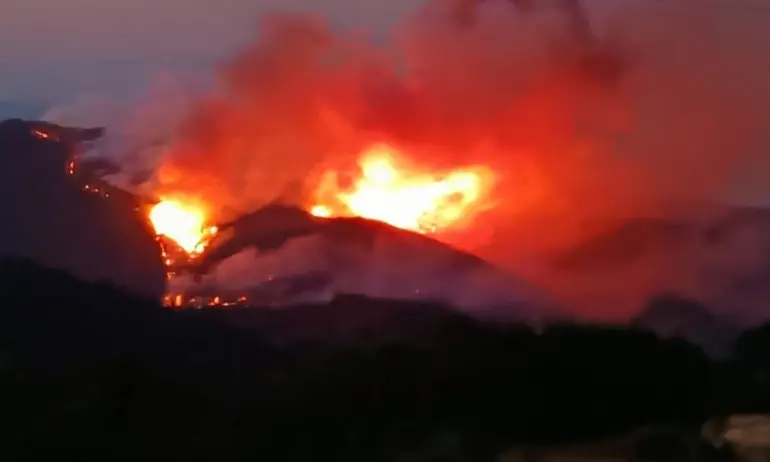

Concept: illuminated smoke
[[44, 0, 770, 321]]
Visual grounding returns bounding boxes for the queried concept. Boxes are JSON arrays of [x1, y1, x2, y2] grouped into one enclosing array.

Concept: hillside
[[546, 207, 770, 324], [0, 118, 166, 300], [176, 204, 555, 322]]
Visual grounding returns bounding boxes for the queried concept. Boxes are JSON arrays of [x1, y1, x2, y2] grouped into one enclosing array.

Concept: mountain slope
[[0, 119, 166, 300], [173, 204, 557, 322], [548, 205, 770, 324]]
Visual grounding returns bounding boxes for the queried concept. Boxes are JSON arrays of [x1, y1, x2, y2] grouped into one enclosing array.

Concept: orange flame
[[149, 144, 491, 262], [148, 199, 217, 256], [310, 144, 492, 234], [32, 129, 49, 139]]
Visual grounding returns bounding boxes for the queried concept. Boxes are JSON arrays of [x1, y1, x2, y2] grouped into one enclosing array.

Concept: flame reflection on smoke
[[45, 2, 770, 320]]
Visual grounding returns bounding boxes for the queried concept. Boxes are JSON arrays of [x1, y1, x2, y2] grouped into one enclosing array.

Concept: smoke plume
[[46, 0, 770, 322], [150, 0, 770, 248]]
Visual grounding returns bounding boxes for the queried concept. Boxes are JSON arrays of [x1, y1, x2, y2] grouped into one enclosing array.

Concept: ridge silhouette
[[0, 119, 166, 301]]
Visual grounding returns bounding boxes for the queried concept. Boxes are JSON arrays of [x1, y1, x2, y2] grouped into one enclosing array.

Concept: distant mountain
[[553, 217, 693, 271], [549, 205, 770, 324], [554, 206, 770, 271], [631, 294, 741, 358]]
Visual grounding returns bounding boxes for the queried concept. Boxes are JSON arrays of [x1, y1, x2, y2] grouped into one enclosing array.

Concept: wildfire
[[310, 144, 491, 234], [149, 144, 490, 309], [149, 144, 490, 265], [148, 199, 217, 256]]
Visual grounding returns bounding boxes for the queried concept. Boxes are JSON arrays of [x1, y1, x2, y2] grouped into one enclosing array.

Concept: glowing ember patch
[[310, 205, 332, 218], [310, 144, 491, 234], [149, 199, 214, 254]]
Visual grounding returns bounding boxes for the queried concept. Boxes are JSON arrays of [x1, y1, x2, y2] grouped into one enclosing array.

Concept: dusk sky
[[3, 0, 768, 108], [0, 0, 634, 110], [0, 0, 424, 106]]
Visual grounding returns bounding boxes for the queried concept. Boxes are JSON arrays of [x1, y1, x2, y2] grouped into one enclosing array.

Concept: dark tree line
[[0, 259, 768, 461]]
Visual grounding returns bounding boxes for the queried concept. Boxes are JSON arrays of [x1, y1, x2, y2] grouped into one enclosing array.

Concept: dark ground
[[0, 258, 768, 461], [1, 118, 769, 460]]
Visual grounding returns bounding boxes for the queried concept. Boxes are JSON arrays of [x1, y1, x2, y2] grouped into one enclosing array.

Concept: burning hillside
[[142, 0, 631, 251], [133, 0, 769, 255], [308, 143, 493, 235], [112, 0, 616, 266], [0, 119, 166, 300], [147, 142, 493, 254], [36, 124, 520, 312], [140, 140, 525, 313], [42, 0, 770, 321]]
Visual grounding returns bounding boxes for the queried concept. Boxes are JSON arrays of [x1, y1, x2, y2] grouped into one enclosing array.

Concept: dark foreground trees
[[0, 260, 768, 461]]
